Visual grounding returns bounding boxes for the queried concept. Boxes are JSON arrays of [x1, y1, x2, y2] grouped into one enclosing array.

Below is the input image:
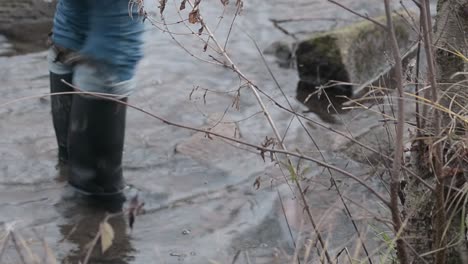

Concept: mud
[[0, 1, 430, 263]]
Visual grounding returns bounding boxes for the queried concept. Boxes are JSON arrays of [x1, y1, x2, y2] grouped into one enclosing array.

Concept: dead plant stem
[[420, 1, 446, 263], [384, 0, 410, 263]]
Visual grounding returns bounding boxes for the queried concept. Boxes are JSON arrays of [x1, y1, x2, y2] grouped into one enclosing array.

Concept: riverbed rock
[[0, 0, 57, 54], [295, 12, 418, 97]]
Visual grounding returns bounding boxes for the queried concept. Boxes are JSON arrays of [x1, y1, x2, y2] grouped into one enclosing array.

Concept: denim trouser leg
[[49, 0, 144, 96]]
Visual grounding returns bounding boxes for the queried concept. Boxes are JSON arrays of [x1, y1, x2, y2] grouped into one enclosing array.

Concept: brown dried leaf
[[189, 9, 200, 24], [159, 0, 168, 15], [100, 222, 114, 253], [128, 194, 145, 230], [180, 0, 187, 10]]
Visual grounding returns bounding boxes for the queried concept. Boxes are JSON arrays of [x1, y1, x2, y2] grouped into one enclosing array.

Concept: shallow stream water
[[0, 1, 427, 263]]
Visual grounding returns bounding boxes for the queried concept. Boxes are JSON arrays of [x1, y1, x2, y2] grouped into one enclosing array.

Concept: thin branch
[[384, 0, 410, 263], [51, 86, 394, 209], [420, 1, 446, 263], [327, 0, 387, 29]]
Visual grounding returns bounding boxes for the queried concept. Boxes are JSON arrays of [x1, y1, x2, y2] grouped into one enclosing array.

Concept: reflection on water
[[56, 191, 134, 264], [296, 80, 351, 123]]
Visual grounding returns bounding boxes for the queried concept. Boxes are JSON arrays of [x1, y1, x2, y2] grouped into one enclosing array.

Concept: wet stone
[[295, 12, 418, 97]]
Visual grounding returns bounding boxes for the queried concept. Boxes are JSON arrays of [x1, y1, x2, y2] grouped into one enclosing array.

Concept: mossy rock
[[296, 12, 418, 97]]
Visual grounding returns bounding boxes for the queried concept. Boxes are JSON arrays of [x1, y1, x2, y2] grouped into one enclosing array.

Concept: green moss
[[306, 35, 342, 64]]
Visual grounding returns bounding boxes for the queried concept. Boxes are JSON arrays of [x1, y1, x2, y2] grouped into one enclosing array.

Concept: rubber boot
[[68, 94, 127, 197], [50, 72, 73, 166]]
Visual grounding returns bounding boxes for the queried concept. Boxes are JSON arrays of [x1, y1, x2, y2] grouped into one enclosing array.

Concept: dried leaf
[[159, 0, 168, 14], [189, 9, 200, 24], [259, 149, 265, 162], [100, 222, 114, 253], [253, 177, 261, 190], [198, 26, 204, 35], [180, 0, 187, 10], [128, 194, 145, 230]]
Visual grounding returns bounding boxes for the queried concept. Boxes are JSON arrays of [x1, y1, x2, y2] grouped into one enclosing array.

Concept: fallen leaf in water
[[100, 221, 114, 253]]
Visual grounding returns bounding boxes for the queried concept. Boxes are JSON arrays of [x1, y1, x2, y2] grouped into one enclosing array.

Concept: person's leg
[[67, 0, 144, 196], [67, 63, 130, 195], [48, 0, 89, 166], [49, 65, 73, 166]]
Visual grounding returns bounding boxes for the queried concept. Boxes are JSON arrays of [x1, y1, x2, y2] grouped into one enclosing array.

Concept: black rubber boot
[[50, 72, 73, 165], [68, 94, 127, 197]]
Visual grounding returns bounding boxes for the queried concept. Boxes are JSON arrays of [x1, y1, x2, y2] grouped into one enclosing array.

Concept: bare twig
[[420, 1, 446, 263], [45, 86, 393, 208], [384, 0, 410, 263], [327, 0, 387, 29]]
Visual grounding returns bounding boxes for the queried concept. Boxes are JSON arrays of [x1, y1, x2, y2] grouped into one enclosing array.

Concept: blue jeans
[[49, 0, 144, 96]]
